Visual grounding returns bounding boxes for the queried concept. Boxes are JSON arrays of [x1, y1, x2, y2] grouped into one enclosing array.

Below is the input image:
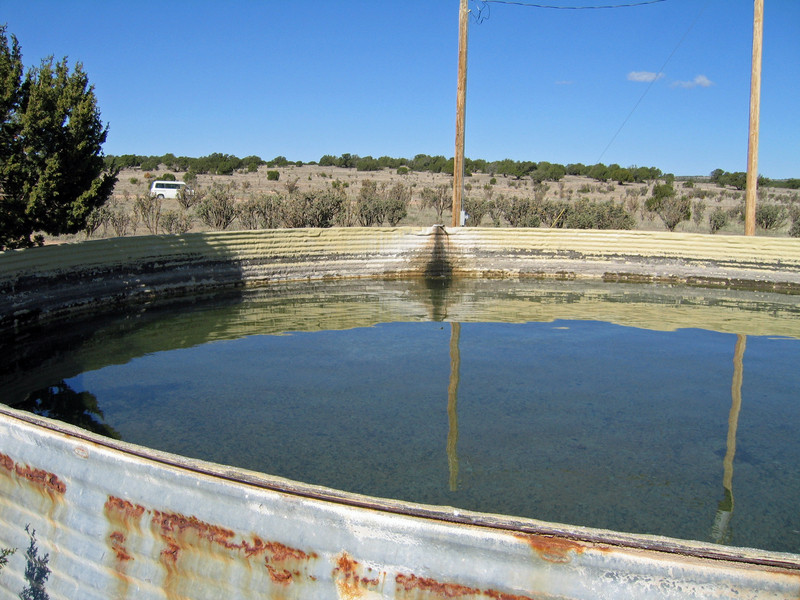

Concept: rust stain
[[243, 535, 264, 558], [337, 552, 359, 576], [395, 572, 542, 600], [161, 541, 181, 563], [262, 539, 319, 587], [265, 563, 294, 585], [514, 533, 585, 564], [13, 463, 66, 493], [334, 552, 386, 599], [484, 591, 539, 600], [106, 496, 146, 521], [265, 540, 315, 561], [0, 451, 66, 494], [396, 573, 480, 598], [109, 531, 133, 562], [149, 504, 320, 595], [104, 499, 144, 600], [0, 452, 13, 471], [152, 510, 239, 549], [103, 494, 321, 597]]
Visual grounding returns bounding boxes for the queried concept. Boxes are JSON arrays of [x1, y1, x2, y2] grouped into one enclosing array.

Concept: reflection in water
[[3, 279, 800, 553], [14, 381, 120, 439], [447, 323, 461, 491], [711, 334, 746, 545]]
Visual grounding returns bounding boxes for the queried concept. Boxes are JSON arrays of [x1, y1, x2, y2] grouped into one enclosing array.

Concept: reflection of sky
[[67, 320, 800, 554]]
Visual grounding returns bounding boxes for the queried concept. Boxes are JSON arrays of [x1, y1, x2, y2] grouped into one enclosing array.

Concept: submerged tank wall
[[3, 227, 800, 328], [1, 228, 800, 599]]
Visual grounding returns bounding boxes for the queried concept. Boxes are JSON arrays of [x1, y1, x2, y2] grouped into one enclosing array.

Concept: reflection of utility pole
[[447, 322, 461, 491], [711, 334, 746, 545], [744, 0, 763, 236], [452, 0, 469, 227]]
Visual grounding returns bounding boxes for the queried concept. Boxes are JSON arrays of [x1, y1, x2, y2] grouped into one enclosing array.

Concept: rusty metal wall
[[2, 228, 800, 599], [1, 407, 799, 600]]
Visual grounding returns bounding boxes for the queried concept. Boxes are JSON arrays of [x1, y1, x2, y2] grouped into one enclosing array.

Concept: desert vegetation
[[61, 152, 796, 244]]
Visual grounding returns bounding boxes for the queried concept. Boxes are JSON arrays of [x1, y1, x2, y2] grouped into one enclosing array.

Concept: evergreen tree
[[0, 26, 117, 250]]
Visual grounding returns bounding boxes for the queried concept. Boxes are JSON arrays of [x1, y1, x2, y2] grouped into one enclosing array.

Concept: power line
[[481, 0, 668, 9], [471, 1, 667, 27], [596, 0, 712, 164]]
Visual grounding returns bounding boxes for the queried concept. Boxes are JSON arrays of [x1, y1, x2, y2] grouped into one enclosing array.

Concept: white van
[[150, 180, 186, 199]]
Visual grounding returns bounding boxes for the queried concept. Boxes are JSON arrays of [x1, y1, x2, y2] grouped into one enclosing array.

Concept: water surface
[[3, 279, 799, 554]]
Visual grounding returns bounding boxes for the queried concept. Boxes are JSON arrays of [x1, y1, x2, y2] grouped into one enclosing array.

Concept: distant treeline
[[104, 153, 798, 188], [709, 169, 800, 190]]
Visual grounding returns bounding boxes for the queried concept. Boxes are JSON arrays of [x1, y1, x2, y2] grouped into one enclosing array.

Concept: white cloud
[[627, 71, 664, 83], [672, 75, 714, 89]]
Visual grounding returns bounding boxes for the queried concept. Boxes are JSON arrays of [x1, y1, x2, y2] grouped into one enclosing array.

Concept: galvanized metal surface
[[1, 407, 799, 600], [2, 228, 800, 599]]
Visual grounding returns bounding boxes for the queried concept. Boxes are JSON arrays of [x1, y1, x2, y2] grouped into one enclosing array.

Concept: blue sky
[[3, 1, 798, 178]]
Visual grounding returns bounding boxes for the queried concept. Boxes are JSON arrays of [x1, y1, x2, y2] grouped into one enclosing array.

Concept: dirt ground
[[52, 164, 799, 244]]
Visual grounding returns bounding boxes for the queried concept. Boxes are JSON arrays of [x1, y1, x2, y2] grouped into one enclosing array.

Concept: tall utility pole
[[452, 0, 469, 228], [744, 0, 764, 236]]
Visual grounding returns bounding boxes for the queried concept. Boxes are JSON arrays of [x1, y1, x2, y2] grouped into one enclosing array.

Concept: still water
[[2, 278, 799, 554]]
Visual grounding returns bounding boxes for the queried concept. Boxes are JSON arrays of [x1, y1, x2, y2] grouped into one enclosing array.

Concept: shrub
[[133, 192, 162, 234], [239, 193, 282, 229], [564, 199, 635, 230], [129, 177, 139, 185], [645, 184, 691, 231], [692, 200, 706, 225], [158, 173, 177, 181], [159, 210, 192, 234], [463, 196, 493, 226], [489, 177, 497, 185], [384, 182, 411, 226], [709, 207, 728, 234], [266, 170, 280, 181], [499, 195, 541, 228], [420, 185, 452, 222], [196, 183, 238, 230], [540, 200, 570, 228], [84, 206, 109, 239], [789, 205, 800, 237], [109, 206, 132, 237], [282, 190, 344, 228], [397, 166, 409, 175], [356, 180, 385, 226], [176, 185, 203, 210], [285, 177, 300, 194], [755, 204, 788, 230]]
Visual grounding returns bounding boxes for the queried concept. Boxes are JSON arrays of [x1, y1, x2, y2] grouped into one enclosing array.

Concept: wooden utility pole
[[744, 0, 764, 236], [452, 0, 469, 228]]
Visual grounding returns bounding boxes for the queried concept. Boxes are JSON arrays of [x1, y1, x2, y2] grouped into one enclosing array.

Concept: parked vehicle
[[150, 180, 186, 199]]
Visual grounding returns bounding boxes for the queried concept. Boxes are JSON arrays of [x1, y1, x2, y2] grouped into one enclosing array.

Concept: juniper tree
[[0, 26, 117, 250]]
